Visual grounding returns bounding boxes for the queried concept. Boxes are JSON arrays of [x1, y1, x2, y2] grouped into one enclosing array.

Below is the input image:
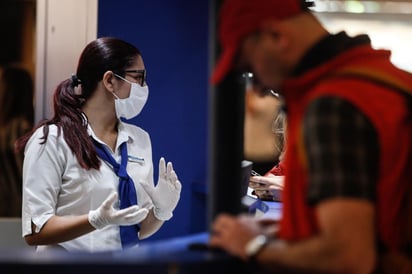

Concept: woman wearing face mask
[[15, 37, 182, 252]]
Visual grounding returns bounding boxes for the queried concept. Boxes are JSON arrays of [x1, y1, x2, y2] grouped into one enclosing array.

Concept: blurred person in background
[[249, 99, 286, 202], [0, 64, 34, 217], [243, 71, 280, 175]]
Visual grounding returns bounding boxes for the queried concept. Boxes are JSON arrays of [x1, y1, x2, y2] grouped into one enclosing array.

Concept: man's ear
[[102, 71, 115, 92]]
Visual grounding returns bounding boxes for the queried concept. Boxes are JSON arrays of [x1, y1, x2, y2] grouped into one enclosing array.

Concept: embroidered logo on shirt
[[128, 155, 145, 164]]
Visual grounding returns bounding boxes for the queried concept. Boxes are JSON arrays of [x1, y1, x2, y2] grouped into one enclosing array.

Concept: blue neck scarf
[[92, 139, 139, 248]]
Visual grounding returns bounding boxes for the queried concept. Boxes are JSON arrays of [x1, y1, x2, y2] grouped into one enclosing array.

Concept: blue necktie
[[92, 139, 140, 248]]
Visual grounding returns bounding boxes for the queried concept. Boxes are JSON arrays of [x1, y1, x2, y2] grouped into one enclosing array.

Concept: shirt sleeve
[[22, 126, 66, 236], [303, 96, 379, 205]]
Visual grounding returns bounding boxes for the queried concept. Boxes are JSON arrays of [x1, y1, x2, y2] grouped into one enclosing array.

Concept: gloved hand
[[141, 157, 182, 221], [88, 192, 149, 229]]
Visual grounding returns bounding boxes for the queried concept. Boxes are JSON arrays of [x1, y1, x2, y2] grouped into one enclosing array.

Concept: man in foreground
[[209, 0, 412, 273]]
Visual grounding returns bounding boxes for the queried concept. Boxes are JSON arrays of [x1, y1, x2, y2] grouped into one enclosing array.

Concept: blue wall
[[98, 0, 210, 242]]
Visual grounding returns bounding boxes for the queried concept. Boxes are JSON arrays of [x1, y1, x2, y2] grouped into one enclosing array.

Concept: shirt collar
[[85, 116, 134, 151], [280, 32, 392, 104], [292, 31, 371, 76]]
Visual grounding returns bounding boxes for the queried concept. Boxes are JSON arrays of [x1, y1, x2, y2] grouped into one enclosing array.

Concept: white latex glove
[[88, 192, 149, 229], [141, 157, 182, 221]]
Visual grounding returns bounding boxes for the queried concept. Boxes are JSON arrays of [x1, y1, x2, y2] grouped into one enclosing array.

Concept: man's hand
[[210, 213, 265, 260]]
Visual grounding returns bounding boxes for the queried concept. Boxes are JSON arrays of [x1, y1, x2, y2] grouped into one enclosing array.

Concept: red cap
[[211, 0, 304, 85]]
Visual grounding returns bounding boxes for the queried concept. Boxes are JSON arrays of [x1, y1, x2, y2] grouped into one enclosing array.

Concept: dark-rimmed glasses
[[124, 69, 146, 86]]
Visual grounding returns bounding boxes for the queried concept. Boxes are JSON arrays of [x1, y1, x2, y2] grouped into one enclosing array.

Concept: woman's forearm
[[24, 215, 94, 246]]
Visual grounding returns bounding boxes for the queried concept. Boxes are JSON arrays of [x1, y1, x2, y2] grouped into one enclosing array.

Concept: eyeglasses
[[124, 69, 146, 86], [241, 72, 279, 97]]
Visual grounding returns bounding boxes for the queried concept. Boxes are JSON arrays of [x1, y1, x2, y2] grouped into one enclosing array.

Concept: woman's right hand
[[88, 192, 149, 229]]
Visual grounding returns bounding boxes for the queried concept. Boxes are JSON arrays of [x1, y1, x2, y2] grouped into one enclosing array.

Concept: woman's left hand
[[141, 157, 182, 221]]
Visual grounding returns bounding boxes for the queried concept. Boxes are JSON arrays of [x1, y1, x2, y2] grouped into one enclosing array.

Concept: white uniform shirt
[[22, 122, 155, 252]]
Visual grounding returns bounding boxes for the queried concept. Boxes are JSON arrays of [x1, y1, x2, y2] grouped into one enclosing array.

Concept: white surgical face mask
[[112, 74, 149, 119]]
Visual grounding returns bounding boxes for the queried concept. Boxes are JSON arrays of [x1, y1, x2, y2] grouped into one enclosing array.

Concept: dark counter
[[0, 232, 252, 274]]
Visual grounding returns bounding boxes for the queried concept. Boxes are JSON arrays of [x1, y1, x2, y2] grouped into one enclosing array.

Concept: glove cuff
[[88, 209, 105, 229], [153, 207, 173, 221]]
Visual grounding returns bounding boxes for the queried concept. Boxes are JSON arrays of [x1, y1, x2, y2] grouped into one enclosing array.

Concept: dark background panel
[[98, 0, 211, 241]]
